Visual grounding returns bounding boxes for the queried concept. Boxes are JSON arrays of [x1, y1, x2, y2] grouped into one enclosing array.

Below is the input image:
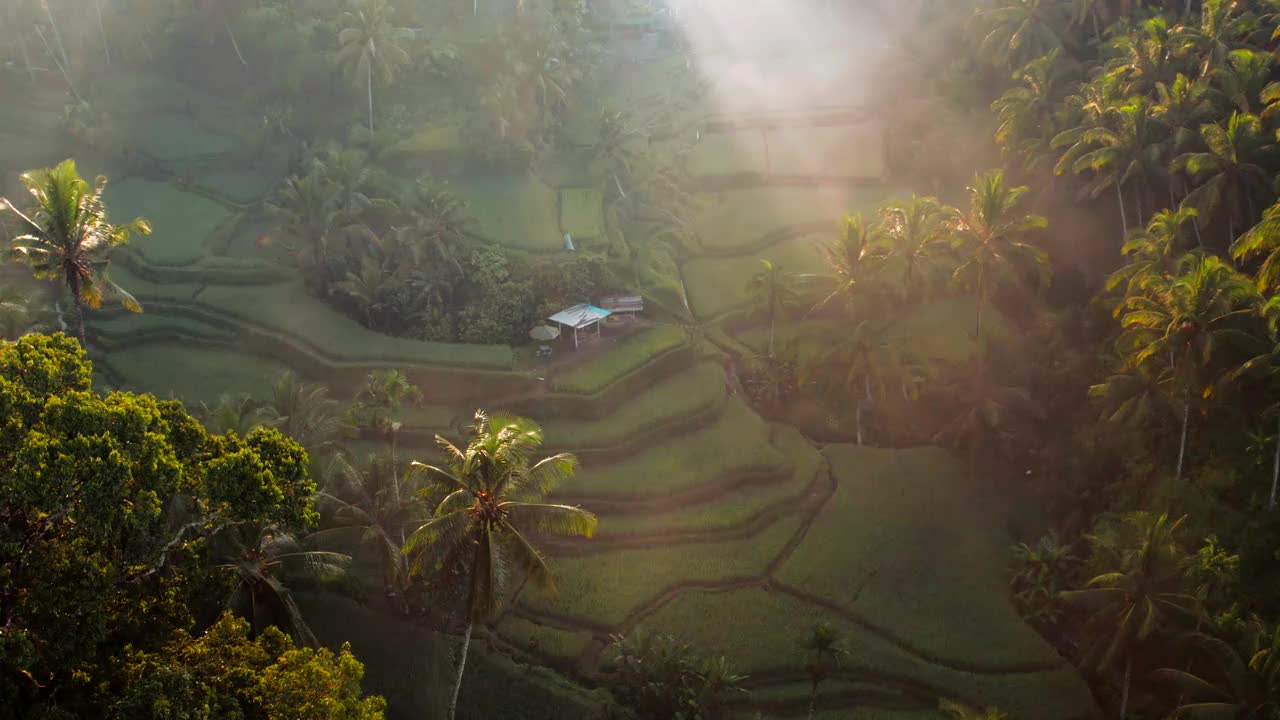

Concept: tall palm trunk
[[35, 25, 79, 103], [19, 37, 35, 83], [807, 680, 819, 720], [448, 621, 474, 720], [1270, 413, 1279, 509], [43, 0, 70, 72], [94, 0, 110, 64], [225, 16, 249, 67], [1175, 398, 1190, 483], [1116, 182, 1129, 238], [767, 294, 777, 357], [974, 264, 986, 338], [67, 273, 86, 346], [1090, 8, 1101, 42], [1119, 655, 1132, 720], [367, 62, 375, 134]]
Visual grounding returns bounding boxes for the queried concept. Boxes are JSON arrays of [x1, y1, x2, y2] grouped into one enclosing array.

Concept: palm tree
[[1233, 200, 1280, 292], [2, 159, 149, 345], [1107, 205, 1200, 305], [1010, 532, 1079, 632], [1115, 253, 1259, 481], [403, 411, 597, 720], [349, 368, 421, 436], [1055, 98, 1167, 235], [808, 318, 923, 446], [801, 622, 848, 720], [1155, 74, 1214, 158], [1222, 328, 1280, 509], [933, 347, 1042, 465], [813, 213, 885, 313], [200, 393, 265, 437], [1152, 622, 1280, 719], [948, 170, 1049, 337], [939, 699, 1007, 720], [1186, 0, 1250, 76], [1105, 17, 1190, 97], [747, 259, 805, 358], [992, 50, 1077, 173], [268, 172, 344, 281], [973, 0, 1070, 69], [1175, 113, 1275, 244], [1211, 48, 1274, 115], [592, 109, 641, 200], [877, 196, 951, 299], [336, 0, 413, 134], [336, 255, 401, 331], [213, 522, 351, 646], [316, 452, 426, 606], [403, 181, 472, 278], [258, 371, 348, 457], [1061, 513, 1199, 720]]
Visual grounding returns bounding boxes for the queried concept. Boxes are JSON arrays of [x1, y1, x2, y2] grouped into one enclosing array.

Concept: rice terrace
[[5, 2, 1280, 720]]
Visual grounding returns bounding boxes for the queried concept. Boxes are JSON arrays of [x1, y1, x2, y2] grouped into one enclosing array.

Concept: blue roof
[[548, 303, 612, 329]]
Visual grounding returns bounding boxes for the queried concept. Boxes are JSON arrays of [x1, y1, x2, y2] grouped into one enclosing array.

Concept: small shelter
[[548, 304, 612, 348]]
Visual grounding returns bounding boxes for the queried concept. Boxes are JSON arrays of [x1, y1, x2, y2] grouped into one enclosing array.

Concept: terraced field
[[0, 54, 1101, 720]]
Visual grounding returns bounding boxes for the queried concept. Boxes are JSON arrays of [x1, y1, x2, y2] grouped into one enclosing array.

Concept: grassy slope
[[776, 445, 1058, 670], [683, 234, 829, 319], [540, 360, 726, 451], [522, 512, 803, 627], [108, 179, 233, 265], [554, 398, 783, 499], [642, 588, 1094, 720], [548, 324, 688, 394], [99, 342, 291, 404], [691, 186, 887, 252], [451, 174, 561, 251], [594, 422, 817, 534]]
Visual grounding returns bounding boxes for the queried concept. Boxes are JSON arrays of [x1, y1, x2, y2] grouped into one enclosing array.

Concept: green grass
[[682, 235, 828, 319], [775, 445, 1058, 670], [496, 615, 595, 660], [549, 324, 688, 394], [559, 187, 605, 239], [765, 123, 886, 179], [193, 170, 279, 205], [540, 361, 726, 452], [687, 130, 770, 177], [596, 423, 817, 535], [556, 398, 784, 499], [125, 113, 235, 161], [102, 342, 292, 406], [108, 179, 233, 265], [90, 310, 234, 344], [692, 186, 888, 252], [398, 403, 460, 433], [639, 588, 1095, 720], [450, 174, 562, 251], [523, 512, 803, 627], [195, 281, 515, 369]]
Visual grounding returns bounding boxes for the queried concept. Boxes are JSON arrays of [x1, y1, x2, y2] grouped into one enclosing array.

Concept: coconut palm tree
[[973, 0, 1070, 70], [1055, 98, 1167, 234], [258, 371, 349, 457], [213, 521, 350, 646], [1222, 328, 1280, 509], [336, 256, 401, 331], [335, 0, 413, 134], [1175, 113, 1275, 245], [747, 259, 805, 358], [2, 159, 149, 346], [992, 49, 1078, 173], [877, 195, 952, 299], [1211, 48, 1274, 115], [1155, 74, 1214, 157], [403, 411, 596, 720], [1061, 513, 1199, 720], [403, 181, 472, 278], [1233, 200, 1280, 292], [1152, 621, 1280, 719], [813, 213, 885, 314], [1105, 17, 1191, 97], [1115, 252, 1259, 481], [807, 318, 924, 446], [948, 170, 1050, 337], [315, 452, 426, 606], [1185, 0, 1251, 76], [1107, 205, 1200, 305], [592, 109, 641, 201], [933, 346, 1042, 465], [200, 393, 265, 437], [801, 622, 848, 720]]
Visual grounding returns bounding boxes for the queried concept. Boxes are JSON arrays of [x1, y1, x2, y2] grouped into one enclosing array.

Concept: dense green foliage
[[0, 333, 384, 718]]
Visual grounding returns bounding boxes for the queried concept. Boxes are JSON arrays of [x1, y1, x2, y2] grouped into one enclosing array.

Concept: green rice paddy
[[2, 51, 1096, 720], [108, 178, 233, 265]]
